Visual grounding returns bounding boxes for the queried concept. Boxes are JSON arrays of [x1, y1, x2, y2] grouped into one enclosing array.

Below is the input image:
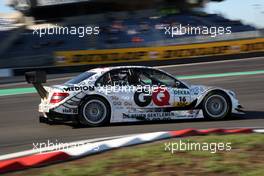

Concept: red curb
[[198, 128, 225, 134], [22, 151, 71, 166], [224, 128, 253, 133], [169, 128, 198, 137], [0, 151, 70, 174], [0, 161, 26, 174]]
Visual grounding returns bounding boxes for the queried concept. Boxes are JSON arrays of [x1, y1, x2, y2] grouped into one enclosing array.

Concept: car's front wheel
[[202, 91, 231, 120], [79, 97, 110, 126]]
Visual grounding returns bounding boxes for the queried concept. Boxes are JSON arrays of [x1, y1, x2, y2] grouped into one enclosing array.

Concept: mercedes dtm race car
[[25, 66, 244, 126]]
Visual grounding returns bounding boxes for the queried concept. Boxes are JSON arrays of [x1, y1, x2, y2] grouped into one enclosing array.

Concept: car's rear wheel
[[202, 91, 231, 120], [79, 97, 110, 126]]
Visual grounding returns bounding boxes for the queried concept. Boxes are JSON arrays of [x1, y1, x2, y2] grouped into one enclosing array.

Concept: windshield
[[65, 72, 96, 84]]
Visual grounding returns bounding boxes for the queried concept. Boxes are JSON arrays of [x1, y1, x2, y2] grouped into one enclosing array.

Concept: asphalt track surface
[[0, 57, 264, 155]]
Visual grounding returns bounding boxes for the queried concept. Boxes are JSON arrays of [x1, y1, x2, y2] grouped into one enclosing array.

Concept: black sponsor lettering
[[71, 51, 147, 63], [113, 101, 122, 106], [174, 89, 190, 95], [63, 87, 71, 91], [110, 96, 119, 100], [123, 112, 176, 120], [63, 86, 95, 92], [134, 90, 152, 107], [163, 46, 229, 59], [124, 102, 132, 106], [83, 86, 88, 91], [123, 113, 146, 119], [241, 42, 264, 52], [134, 88, 170, 107]]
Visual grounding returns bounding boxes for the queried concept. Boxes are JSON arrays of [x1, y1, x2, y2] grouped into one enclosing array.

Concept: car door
[[95, 68, 135, 122], [133, 68, 192, 109]]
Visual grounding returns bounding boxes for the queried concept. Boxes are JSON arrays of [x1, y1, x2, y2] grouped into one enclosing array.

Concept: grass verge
[[7, 133, 264, 176]]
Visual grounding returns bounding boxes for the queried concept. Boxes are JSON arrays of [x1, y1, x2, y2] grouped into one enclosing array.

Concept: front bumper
[[234, 104, 245, 114], [230, 94, 245, 114]]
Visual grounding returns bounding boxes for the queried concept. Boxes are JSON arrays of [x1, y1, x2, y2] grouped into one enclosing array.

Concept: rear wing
[[25, 71, 48, 99]]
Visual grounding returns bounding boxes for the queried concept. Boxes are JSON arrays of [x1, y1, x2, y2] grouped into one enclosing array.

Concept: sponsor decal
[[113, 101, 122, 106], [122, 110, 201, 121], [152, 88, 170, 106], [134, 88, 170, 107], [190, 87, 200, 95], [173, 96, 189, 107], [62, 108, 77, 113], [173, 89, 190, 95], [123, 102, 133, 106], [63, 86, 94, 92], [134, 90, 152, 107], [123, 112, 173, 120], [110, 96, 119, 101]]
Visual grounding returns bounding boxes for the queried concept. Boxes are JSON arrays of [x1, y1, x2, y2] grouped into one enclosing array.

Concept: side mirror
[[25, 71, 46, 84], [175, 81, 181, 87]]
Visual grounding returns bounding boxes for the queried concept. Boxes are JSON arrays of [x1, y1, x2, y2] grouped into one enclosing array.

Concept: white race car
[[25, 66, 244, 126]]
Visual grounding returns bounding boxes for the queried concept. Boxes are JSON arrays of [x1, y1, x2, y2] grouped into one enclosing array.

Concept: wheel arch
[[78, 94, 112, 125], [79, 94, 112, 117], [195, 88, 232, 109], [79, 94, 112, 109]]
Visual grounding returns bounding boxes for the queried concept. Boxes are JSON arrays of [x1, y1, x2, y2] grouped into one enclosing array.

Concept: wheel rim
[[204, 95, 228, 119], [83, 100, 107, 124]]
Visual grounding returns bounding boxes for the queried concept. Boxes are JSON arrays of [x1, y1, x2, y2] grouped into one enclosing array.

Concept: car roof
[[89, 66, 155, 75]]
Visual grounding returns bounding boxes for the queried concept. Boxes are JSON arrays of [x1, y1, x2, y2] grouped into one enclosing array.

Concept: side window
[[138, 73, 152, 85], [96, 69, 131, 86], [110, 69, 131, 86], [65, 72, 95, 84], [150, 70, 176, 87], [135, 68, 177, 87], [96, 72, 111, 86]]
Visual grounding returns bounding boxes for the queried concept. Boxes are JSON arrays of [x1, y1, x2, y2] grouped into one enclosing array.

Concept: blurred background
[[0, 0, 263, 72]]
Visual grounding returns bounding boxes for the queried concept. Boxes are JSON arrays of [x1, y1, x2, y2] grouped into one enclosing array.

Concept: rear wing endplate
[[25, 71, 48, 99]]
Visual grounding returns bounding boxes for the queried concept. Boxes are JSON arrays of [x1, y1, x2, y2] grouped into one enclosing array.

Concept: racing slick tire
[[79, 96, 111, 126], [202, 91, 231, 120]]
